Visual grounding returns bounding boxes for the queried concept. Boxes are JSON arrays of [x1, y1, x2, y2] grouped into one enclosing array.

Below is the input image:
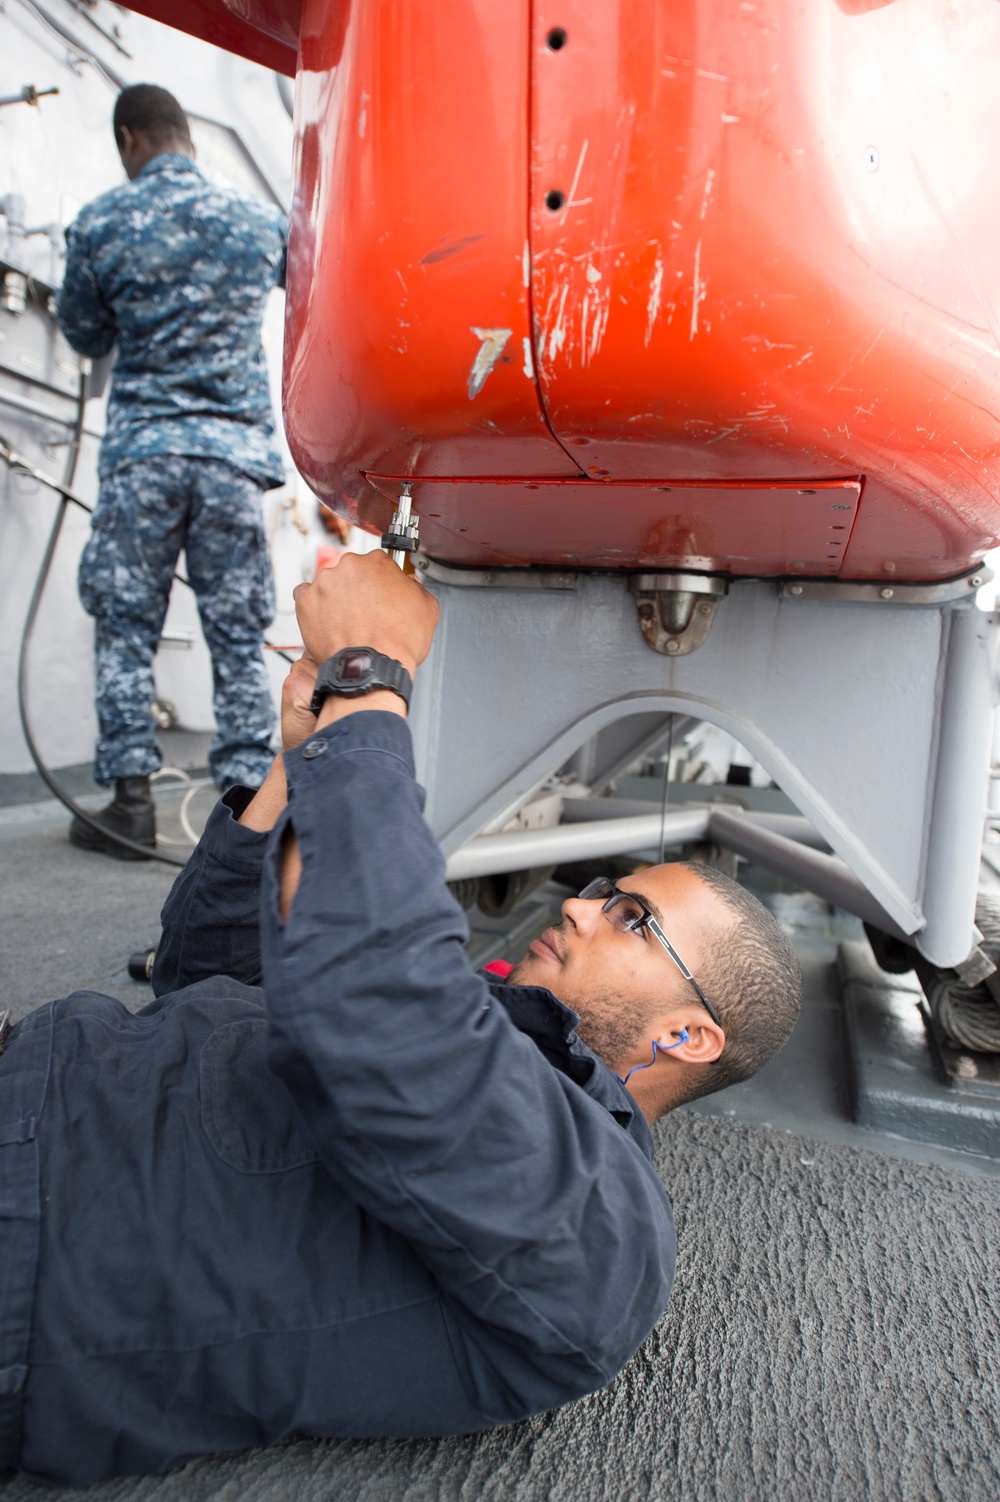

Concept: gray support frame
[[408, 571, 999, 969]]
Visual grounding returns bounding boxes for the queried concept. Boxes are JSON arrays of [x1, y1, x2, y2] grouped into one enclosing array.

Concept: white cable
[[150, 769, 211, 853], [148, 769, 195, 841], [151, 768, 192, 787], [179, 779, 214, 846]]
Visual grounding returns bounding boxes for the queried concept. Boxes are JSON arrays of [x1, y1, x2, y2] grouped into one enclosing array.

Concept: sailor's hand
[[281, 653, 320, 750], [293, 549, 439, 675]]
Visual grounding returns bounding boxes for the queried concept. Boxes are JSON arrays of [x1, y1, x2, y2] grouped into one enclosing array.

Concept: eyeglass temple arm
[[645, 915, 723, 1030]]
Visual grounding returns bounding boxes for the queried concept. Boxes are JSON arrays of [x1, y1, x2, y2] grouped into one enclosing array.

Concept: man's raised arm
[[260, 555, 674, 1418]]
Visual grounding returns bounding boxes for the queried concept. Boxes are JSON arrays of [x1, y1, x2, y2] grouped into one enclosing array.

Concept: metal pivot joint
[[631, 572, 729, 656], [381, 482, 420, 567], [0, 85, 60, 109]]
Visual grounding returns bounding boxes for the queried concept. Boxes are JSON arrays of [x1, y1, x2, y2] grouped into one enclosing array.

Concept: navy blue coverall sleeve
[[259, 712, 675, 1406], [152, 787, 267, 994]]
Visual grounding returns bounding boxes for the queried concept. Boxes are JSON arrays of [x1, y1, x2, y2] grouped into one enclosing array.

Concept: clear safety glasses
[[577, 876, 723, 1031]]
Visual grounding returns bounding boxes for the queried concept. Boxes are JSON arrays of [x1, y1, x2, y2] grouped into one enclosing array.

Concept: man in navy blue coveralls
[[0, 553, 802, 1485]]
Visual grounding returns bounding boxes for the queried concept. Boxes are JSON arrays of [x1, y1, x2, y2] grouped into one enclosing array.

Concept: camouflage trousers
[[78, 456, 277, 790]]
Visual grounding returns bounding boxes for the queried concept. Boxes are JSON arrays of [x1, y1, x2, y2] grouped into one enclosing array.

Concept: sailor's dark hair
[[681, 862, 803, 1100], [113, 84, 192, 152]]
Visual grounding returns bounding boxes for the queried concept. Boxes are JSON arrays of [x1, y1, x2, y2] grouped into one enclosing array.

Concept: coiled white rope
[[150, 767, 214, 848]]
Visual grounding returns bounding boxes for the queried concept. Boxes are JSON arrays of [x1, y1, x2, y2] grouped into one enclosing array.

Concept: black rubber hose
[[12, 379, 188, 864], [6, 411, 296, 865]]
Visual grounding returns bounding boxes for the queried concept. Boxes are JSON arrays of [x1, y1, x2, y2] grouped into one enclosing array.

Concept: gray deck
[[1, 788, 998, 1500]]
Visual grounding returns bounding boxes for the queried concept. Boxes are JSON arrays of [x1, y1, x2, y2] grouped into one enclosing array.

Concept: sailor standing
[[57, 83, 287, 856]]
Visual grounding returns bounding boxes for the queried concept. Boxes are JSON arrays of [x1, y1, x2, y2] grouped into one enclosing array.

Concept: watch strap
[[310, 647, 413, 714]]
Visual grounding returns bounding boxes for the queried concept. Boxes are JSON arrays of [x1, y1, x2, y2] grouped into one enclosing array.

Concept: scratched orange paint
[[128, 0, 1000, 581]]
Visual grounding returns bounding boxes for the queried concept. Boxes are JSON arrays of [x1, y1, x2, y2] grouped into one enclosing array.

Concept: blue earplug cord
[[617, 1029, 690, 1087]]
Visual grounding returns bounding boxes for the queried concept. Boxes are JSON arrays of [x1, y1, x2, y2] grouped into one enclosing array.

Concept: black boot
[[69, 776, 156, 860]]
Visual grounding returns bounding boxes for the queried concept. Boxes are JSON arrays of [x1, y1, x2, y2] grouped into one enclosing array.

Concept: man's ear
[[653, 1012, 724, 1065]]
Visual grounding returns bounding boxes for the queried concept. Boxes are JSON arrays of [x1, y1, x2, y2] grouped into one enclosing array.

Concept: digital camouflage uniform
[[57, 153, 287, 790]]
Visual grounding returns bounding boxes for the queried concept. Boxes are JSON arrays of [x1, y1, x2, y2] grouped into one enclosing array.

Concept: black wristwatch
[[309, 647, 413, 715]]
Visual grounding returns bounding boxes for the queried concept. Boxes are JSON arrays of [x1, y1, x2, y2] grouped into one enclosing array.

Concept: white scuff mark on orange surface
[[467, 328, 512, 399], [566, 242, 626, 264], [522, 336, 534, 379], [589, 299, 610, 364], [721, 113, 740, 124], [690, 240, 704, 340], [825, 327, 885, 394], [522, 241, 530, 289], [699, 168, 716, 220], [580, 265, 612, 368], [740, 334, 795, 351], [395, 269, 409, 295], [559, 139, 590, 225], [358, 91, 370, 138], [548, 284, 569, 361], [645, 252, 664, 346], [539, 255, 613, 372], [696, 68, 729, 83]]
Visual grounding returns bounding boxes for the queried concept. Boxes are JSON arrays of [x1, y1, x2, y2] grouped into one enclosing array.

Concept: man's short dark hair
[[683, 862, 803, 1100], [113, 85, 192, 152]]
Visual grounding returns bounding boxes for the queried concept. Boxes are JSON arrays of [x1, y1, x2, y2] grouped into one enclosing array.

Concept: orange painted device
[[131, 0, 1000, 581]]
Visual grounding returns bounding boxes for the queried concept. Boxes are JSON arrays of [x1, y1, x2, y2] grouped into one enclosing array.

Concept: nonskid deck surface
[[1, 787, 999, 1501]]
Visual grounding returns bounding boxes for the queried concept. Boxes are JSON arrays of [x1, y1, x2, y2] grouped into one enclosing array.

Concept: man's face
[[508, 864, 725, 1071]]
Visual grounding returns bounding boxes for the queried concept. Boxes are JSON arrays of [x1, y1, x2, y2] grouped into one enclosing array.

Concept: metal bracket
[[414, 557, 578, 590], [630, 572, 729, 657], [780, 566, 992, 606], [953, 942, 997, 988]]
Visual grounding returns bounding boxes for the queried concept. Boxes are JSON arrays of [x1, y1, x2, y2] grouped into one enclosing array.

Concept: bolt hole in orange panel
[[262, 0, 1000, 579]]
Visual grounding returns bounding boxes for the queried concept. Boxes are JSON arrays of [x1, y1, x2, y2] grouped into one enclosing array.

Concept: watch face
[[336, 651, 373, 685]]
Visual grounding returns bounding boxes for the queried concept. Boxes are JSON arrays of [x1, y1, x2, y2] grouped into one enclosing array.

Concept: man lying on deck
[[0, 551, 802, 1486]]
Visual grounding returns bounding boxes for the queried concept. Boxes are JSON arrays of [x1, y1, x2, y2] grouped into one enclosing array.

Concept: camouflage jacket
[[57, 153, 287, 488]]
